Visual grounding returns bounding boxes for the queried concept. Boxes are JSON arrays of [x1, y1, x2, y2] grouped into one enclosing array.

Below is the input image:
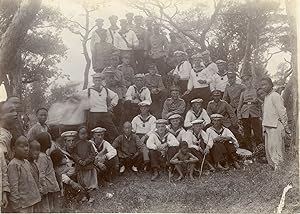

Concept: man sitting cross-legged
[[90, 127, 118, 185], [146, 119, 179, 181], [113, 122, 144, 173], [170, 141, 198, 181]]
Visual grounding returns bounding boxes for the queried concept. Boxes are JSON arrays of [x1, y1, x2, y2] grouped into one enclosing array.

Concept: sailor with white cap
[[124, 73, 152, 121], [90, 127, 118, 183], [146, 118, 179, 181], [167, 114, 186, 142], [184, 52, 212, 108], [79, 72, 119, 142], [206, 113, 240, 169], [132, 100, 156, 139], [184, 98, 211, 129], [181, 119, 215, 171]]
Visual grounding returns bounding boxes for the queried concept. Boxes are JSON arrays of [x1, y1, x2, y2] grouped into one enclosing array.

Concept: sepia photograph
[[0, 0, 298, 213]]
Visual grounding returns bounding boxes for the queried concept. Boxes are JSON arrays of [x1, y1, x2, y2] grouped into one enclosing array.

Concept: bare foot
[[176, 175, 183, 181]]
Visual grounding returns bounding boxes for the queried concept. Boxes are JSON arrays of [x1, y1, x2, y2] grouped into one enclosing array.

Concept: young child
[[36, 132, 60, 212], [71, 126, 97, 203], [170, 141, 198, 180], [7, 136, 41, 212]]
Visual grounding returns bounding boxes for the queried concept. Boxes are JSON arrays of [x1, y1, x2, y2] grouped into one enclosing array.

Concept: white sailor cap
[[91, 127, 107, 133], [173, 50, 187, 56], [156, 119, 168, 124], [191, 98, 203, 104], [138, 100, 151, 106], [134, 73, 145, 78], [92, 72, 104, 78], [210, 114, 224, 120], [191, 119, 205, 125], [201, 50, 210, 55], [216, 59, 226, 64], [191, 53, 202, 59], [168, 114, 182, 120], [61, 131, 77, 138]]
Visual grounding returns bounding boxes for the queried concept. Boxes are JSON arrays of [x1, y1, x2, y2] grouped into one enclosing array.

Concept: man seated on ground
[[124, 74, 152, 121], [27, 107, 49, 141], [170, 141, 198, 181], [182, 119, 215, 172], [90, 127, 118, 185], [184, 98, 211, 129], [206, 114, 240, 169], [112, 122, 144, 173], [51, 131, 84, 197], [144, 63, 167, 118], [161, 86, 186, 120], [146, 119, 179, 181]]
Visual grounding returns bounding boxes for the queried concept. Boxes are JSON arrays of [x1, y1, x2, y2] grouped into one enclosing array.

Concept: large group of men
[[0, 12, 291, 212]]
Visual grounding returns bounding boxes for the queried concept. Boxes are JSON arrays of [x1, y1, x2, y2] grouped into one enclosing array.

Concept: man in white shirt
[[184, 98, 211, 129], [200, 50, 218, 76], [115, 19, 139, 70], [169, 51, 192, 94], [183, 53, 212, 108], [146, 119, 179, 180], [107, 15, 119, 46], [124, 74, 152, 122], [80, 73, 119, 142]]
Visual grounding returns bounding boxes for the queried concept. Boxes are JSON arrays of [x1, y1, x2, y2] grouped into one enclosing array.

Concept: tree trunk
[[0, 0, 42, 87], [82, 40, 91, 90]]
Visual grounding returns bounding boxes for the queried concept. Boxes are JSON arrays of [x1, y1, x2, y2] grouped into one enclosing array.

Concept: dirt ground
[[62, 152, 299, 213]]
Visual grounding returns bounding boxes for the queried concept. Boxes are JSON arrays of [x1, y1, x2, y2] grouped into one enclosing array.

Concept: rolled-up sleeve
[[104, 141, 117, 160], [108, 89, 119, 107]]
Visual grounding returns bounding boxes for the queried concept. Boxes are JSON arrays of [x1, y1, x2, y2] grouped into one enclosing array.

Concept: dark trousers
[[190, 148, 213, 168], [151, 57, 167, 76], [112, 99, 124, 129], [150, 91, 168, 119], [241, 117, 263, 151], [88, 112, 119, 142], [119, 153, 143, 169], [149, 146, 179, 169], [97, 156, 119, 183], [211, 141, 237, 163], [134, 50, 146, 74], [183, 87, 211, 109], [123, 101, 140, 122], [177, 80, 188, 95]]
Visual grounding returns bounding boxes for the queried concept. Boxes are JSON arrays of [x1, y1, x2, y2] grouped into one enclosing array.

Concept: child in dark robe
[[170, 141, 198, 180], [71, 126, 97, 203]]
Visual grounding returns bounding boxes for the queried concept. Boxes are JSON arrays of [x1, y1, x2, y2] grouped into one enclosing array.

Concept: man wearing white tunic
[[260, 77, 291, 170]]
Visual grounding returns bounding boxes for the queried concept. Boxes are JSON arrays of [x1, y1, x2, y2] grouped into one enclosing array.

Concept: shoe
[[151, 170, 159, 181], [81, 196, 88, 203], [131, 165, 138, 172], [119, 165, 125, 173], [88, 197, 95, 203]]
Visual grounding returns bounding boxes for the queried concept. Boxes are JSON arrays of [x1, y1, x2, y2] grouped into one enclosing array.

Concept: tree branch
[[262, 50, 283, 64], [68, 19, 87, 31]]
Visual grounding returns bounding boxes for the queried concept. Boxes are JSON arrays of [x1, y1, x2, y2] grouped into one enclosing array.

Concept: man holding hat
[[133, 15, 147, 73], [146, 119, 179, 181], [184, 98, 211, 129], [161, 85, 186, 120], [90, 127, 118, 185], [79, 72, 119, 142], [206, 114, 240, 169], [170, 51, 192, 94], [107, 15, 120, 46], [223, 69, 245, 113], [207, 90, 238, 129], [124, 74, 151, 121], [91, 28, 118, 73], [183, 53, 212, 108], [145, 63, 167, 118], [182, 119, 215, 171]]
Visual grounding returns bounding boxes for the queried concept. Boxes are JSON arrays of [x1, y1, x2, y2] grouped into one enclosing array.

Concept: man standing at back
[[133, 15, 147, 73], [79, 73, 119, 142], [107, 15, 120, 47]]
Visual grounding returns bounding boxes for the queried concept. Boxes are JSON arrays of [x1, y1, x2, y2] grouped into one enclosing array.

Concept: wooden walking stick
[[199, 133, 210, 178]]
